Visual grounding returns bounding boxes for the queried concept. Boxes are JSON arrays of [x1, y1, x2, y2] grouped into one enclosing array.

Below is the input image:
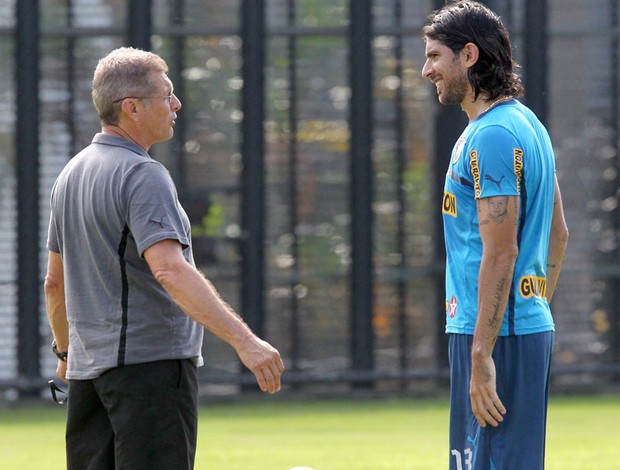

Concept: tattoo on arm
[[486, 196, 509, 224], [487, 277, 506, 330], [478, 196, 519, 227]]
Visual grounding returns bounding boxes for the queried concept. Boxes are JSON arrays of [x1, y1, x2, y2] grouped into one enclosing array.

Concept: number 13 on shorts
[[451, 448, 473, 470]]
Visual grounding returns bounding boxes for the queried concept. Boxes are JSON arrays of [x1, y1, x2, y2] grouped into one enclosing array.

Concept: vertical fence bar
[[523, 0, 548, 125], [610, 0, 620, 381], [66, 0, 77, 157], [286, 0, 301, 375], [127, 0, 152, 50], [240, 0, 266, 340], [168, 0, 187, 185], [349, 0, 374, 387], [503, 0, 514, 27], [481, 0, 502, 15], [431, 0, 465, 379], [393, 0, 409, 389], [15, 0, 41, 392]]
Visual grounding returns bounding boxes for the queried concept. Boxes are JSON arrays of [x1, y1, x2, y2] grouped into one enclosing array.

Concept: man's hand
[[56, 359, 68, 383], [469, 353, 506, 427], [236, 336, 285, 394], [145, 239, 285, 393]]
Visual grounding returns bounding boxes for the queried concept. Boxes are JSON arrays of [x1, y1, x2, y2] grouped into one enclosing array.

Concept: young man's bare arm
[[546, 175, 569, 302], [470, 195, 520, 428]]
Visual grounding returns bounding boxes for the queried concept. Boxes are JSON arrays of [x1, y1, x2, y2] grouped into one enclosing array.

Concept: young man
[[45, 47, 284, 469], [422, 2, 568, 469]]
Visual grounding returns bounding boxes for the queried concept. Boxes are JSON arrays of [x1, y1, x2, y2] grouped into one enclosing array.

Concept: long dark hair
[[423, 1, 524, 100]]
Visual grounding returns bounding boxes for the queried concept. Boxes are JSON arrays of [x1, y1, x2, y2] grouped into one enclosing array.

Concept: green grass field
[[1, 394, 618, 469]]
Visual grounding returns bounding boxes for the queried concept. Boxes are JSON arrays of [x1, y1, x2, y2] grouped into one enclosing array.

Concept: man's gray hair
[[92, 47, 168, 125]]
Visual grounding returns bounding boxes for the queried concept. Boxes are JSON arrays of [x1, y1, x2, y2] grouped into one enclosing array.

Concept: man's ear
[[120, 98, 141, 121], [460, 42, 479, 68]]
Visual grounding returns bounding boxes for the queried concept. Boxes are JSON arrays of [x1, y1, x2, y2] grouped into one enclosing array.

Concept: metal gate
[[1, 0, 619, 398]]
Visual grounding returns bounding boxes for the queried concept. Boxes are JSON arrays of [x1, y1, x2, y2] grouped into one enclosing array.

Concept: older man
[[45, 47, 284, 469]]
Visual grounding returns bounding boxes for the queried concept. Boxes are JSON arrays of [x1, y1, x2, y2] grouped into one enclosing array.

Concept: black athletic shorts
[[66, 359, 199, 470]]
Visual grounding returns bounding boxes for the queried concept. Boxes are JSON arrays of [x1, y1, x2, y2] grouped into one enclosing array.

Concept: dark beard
[[439, 62, 470, 106], [440, 77, 468, 106]]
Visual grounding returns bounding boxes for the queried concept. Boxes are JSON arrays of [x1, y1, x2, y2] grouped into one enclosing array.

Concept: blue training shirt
[[442, 99, 556, 336]]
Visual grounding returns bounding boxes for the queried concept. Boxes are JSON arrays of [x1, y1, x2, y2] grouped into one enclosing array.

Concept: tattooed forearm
[[487, 277, 506, 330]]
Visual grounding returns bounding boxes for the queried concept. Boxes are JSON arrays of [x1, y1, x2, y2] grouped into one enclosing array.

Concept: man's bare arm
[[470, 195, 520, 427], [143, 239, 284, 393], [546, 175, 569, 302], [44, 251, 69, 381]]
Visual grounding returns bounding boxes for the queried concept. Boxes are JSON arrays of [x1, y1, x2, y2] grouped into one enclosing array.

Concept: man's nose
[[172, 93, 182, 111], [421, 60, 432, 78]]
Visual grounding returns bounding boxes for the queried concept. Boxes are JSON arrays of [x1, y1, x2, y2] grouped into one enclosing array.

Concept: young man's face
[[422, 38, 470, 106]]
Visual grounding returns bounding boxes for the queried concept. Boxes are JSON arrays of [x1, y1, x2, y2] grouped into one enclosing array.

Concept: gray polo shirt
[[48, 133, 204, 380]]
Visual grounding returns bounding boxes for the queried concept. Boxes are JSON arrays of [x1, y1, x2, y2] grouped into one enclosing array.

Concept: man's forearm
[[155, 261, 255, 349], [473, 255, 515, 356], [546, 178, 569, 302], [153, 256, 284, 394], [45, 289, 69, 349], [546, 237, 567, 302], [45, 252, 69, 350]]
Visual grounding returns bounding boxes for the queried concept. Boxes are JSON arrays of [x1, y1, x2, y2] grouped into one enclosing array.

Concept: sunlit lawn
[[1, 394, 618, 469]]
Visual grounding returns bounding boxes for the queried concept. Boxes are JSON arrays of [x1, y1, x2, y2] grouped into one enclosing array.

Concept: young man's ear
[[460, 42, 479, 68]]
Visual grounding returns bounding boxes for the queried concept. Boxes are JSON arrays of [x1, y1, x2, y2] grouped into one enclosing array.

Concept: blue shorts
[[448, 332, 554, 470]]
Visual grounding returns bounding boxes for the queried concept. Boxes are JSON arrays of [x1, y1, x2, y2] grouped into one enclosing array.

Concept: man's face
[[139, 72, 182, 146], [422, 38, 470, 106]]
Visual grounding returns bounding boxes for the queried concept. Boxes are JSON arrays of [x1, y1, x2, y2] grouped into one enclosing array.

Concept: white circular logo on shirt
[[452, 137, 466, 165]]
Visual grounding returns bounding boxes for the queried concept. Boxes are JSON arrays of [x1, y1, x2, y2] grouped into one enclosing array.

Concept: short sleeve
[[47, 213, 60, 253], [47, 182, 61, 253], [468, 125, 522, 199], [122, 161, 191, 256]]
